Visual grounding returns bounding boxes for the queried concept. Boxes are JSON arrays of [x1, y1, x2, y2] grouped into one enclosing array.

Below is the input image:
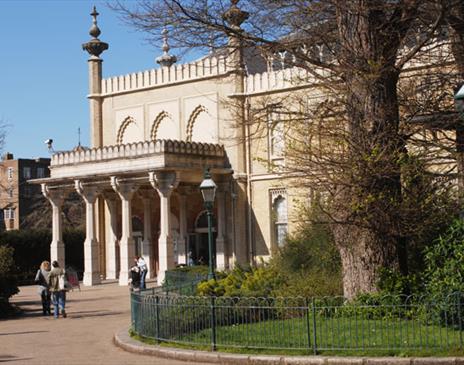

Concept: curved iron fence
[[130, 292, 464, 353]]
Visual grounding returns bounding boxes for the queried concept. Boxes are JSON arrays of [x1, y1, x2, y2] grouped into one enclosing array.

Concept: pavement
[[1, 280, 206, 365], [4, 282, 464, 365]]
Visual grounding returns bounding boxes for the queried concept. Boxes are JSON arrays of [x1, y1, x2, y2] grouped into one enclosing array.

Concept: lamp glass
[[200, 178, 217, 203]]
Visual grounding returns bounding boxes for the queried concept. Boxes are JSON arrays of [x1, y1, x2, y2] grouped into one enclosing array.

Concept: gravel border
[[114, 327, 464, 365]]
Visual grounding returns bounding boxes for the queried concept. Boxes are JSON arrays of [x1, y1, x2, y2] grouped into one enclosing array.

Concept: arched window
[[271, 190, 288, 247], [267, 105, 285, 170]]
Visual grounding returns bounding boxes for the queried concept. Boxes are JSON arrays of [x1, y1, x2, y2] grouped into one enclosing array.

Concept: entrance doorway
[[188, 210, 216, 266]]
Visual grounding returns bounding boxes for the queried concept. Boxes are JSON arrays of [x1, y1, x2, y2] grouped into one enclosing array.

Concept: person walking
[[136, 256, 148, 289], [34, 261, 51, 316], [46, 261, 67, 319]]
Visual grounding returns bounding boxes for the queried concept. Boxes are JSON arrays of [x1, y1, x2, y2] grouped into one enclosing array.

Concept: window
[[8, 188, 13, 198], [267, 107, 285, 169], [4, 208, 15, 220], [270, 189, 288, 247], [7, 167, 13, 180], [37, 167, 45, 178], [23, 167, 31, 179]]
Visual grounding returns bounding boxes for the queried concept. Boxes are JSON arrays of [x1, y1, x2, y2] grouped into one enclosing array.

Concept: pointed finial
[[82, 6, 109, 58], [156, 27, 177, 67], [223, 0, 249, 29], [89, 6, 101, 39]]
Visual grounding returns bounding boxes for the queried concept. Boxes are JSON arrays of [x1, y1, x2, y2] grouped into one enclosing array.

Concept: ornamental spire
[[82, 6, 109, 58], [156, 27, 177, 68], [89, 6, 101, 39], [222, 0, 249, 30]]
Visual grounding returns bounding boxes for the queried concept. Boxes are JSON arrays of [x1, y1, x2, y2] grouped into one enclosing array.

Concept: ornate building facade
[[35, 4, 454, 287], [32, 5, 299, 286]]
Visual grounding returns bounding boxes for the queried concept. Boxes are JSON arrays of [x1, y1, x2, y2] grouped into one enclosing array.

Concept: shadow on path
[[68, 310, 125, 319], [0, 355, 33, 363], [0, 330, 48, 336]]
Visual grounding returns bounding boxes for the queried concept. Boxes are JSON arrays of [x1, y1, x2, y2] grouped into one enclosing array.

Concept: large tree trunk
[[335, 225, 399, 298], [334, 1, 405, 298]]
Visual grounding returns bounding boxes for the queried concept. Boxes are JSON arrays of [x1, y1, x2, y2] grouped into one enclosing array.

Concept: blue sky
[[0, 0, 175, 159]]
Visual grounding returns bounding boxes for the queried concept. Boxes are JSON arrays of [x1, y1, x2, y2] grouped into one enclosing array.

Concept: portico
[[34, 139, 232, 286]]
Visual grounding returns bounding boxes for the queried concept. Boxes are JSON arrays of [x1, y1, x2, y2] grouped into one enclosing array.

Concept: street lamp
[[199, 168, 217, 281], [455, 84, 464, 218], [455, 84, 464, 115]]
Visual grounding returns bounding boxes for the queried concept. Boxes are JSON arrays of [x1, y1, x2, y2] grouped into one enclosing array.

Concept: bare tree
[[113, 0, 461, 298]]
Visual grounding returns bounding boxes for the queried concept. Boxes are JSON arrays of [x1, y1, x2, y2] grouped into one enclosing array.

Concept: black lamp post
[[455, 84, 464, 115], [455, 84, 464, 219], [199, 168, 217, 281]]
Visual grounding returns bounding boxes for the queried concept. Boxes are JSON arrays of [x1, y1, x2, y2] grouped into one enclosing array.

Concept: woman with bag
[[46, 261, 68, 319], [34, 261, 51, 316]]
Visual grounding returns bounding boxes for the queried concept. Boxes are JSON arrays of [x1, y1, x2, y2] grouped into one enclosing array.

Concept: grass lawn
[[132, 315, 464, 357]]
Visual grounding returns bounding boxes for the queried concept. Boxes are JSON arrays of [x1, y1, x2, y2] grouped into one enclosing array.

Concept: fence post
[[305, 298, 312, 351], [312, 298, 318, 355], [130, 291, 135, 330], [155, 295, 161, 344], [458, 294, 463, 349], [211, 296, 217, 351]]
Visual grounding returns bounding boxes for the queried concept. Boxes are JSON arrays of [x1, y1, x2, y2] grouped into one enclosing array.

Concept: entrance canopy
[[29, 139, 232, 286], [34, 139, 231, 186]]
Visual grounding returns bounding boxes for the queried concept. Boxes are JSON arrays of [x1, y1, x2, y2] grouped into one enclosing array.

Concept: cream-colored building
[[32, 5, 459, 287], [32, 2, 460, 288], [32, 6, 302, 287]]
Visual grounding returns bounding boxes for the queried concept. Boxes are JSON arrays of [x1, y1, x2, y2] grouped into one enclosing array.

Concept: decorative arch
[[194, 210, 216, 232], [270, 188, 288, 247], [150, 111, 172, 140], [186, 105, 207, 142], [116, 116, 135, 144]]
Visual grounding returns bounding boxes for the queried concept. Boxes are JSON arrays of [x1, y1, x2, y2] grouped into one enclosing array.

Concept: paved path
[[1, 281, 206, 365]]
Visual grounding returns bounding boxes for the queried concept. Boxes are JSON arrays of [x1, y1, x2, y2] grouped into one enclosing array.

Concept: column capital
[[149, 171, 178, 197], [75, 180, 100, 204], [41, 184, 64, 207], [111, 176, 138, 201]]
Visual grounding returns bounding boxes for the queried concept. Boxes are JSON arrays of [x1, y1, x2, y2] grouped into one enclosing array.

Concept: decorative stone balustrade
[[101, 56, 229, 95], [245, 67, 329, 94], [50, 140, 225, 167]]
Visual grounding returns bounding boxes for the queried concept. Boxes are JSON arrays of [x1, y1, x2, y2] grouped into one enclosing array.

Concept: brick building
[[0, 153, 50, 230]]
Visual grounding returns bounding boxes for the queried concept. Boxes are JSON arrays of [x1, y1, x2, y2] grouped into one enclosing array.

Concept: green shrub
[[0, 229, 84, 284], [0, 245, 19, 317], [269, 220, 343, 298], [197, 216, 342, 299], [197, 264, 285, 297], [424, 219, 464, 297]]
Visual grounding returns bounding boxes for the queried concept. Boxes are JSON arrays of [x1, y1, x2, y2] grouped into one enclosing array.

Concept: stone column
[[139, 190, 154, 279], [82, 6, 108, 148], [149, 171, 178, 285], [176, 188, 189, 266], [111, 177, 138, 286], [103, 191, 119, 279], [216, 184, 228, 270], [41, 184, 65, 267], [75, 180, 101, 286]]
